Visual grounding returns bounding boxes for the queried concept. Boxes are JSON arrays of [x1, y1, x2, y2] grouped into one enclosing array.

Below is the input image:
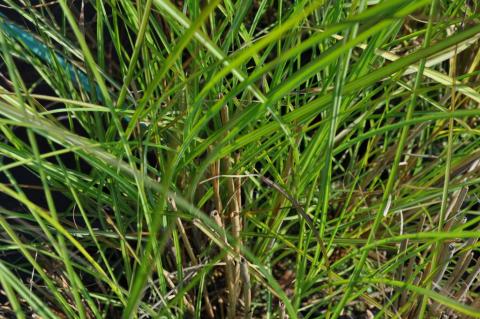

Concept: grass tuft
[[0, 0, 480, 318]]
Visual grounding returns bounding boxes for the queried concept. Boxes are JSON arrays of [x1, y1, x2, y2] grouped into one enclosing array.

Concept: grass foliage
[[0, 0, 480, 318]]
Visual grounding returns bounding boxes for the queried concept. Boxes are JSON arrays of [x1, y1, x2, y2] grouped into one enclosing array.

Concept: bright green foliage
[[0, 0, 479, 318]]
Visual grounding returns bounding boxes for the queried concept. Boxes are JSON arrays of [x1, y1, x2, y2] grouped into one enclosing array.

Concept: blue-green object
[[0, 13, 100, 98], [0, 13, 144, 126]]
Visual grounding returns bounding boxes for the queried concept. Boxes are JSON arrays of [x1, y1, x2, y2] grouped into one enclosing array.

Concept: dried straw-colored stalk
[[211, 209, 236, 319], [240, 257, 252, 319], [220, 99, 242, 319], [220, 104, 242, 249], [279, 301, 286, 319], [210, 151, 223, 215]]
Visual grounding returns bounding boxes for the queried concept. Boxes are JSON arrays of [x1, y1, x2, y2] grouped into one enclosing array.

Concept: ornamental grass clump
[[0, 0, 480, 318]]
